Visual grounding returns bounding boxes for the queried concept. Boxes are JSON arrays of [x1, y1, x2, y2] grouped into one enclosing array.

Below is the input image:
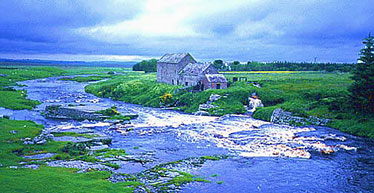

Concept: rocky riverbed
[[1, 76, 373, 192]]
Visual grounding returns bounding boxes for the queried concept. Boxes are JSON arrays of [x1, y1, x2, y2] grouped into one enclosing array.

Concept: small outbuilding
[[203, 74, 228, 90]]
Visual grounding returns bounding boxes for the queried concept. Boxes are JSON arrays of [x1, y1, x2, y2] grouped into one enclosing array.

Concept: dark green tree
[[349, 34, 374, 114], [132, 59, 157, 73], [213, 59, 224, 69]]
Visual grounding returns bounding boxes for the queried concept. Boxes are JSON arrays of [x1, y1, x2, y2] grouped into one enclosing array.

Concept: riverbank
[[1, 68, 373, 192], [0, 66, 226, 192], [85, 71, 374, 138]]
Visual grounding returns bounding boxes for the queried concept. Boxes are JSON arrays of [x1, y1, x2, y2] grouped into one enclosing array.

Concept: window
[[216, 84, 221, 89], [172, 79, 174, 85], [185, 82, 188, 86]]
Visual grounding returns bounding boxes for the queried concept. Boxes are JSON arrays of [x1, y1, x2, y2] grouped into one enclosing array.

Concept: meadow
[[2, 65, 371, 138], [0, 65, 373, 193], [86, 70, 373, 138]]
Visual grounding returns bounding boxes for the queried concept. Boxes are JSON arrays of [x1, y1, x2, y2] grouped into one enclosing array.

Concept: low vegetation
[[0, 65, 221, 192], [59, 74, 112, 82], [85, 72, 181, 107], [0, 66, 65, 110], [213, 59, 355, 72], [0, 167, 132, 193], [86, 70, 373, 138]]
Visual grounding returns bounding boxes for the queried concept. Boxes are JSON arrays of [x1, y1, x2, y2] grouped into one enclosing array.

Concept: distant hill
[[0, 58, 137, 68]]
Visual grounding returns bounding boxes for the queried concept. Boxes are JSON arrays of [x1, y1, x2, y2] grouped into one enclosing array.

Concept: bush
[[61, 142, 89, 156], [252, 106, 278, 121]]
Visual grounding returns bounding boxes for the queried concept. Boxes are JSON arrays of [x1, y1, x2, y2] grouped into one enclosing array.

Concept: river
[[2, 76, 374, 192]]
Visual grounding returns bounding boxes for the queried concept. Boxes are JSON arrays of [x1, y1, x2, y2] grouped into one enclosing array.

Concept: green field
[[0, 65, 373, 192], [1, 65, 372, 137], [0, 66, 213, 192], [86, 71, 373, 138]]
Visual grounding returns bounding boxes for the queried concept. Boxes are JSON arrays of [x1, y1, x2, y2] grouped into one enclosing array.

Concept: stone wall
[[270, 108, 330, 126]]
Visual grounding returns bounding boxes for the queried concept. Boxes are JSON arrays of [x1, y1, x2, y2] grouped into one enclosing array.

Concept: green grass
[[0, 167, 132, 193], [0, 66, 132, 111], [224, 71, 374, 138], [252, 106, 279, 121], [0, 118, 71, 166], [62, 67, 131, 76], [0, 90, 41, 110], [85, 71, 373, 138], [94, 148, 128, 158], [59, 74, 112, 82], [0, 66, 66, 110], [52, 132, 99, 139], [0, 118, 136, 192], [85, 72, 181, 107], [0, 66, 65, 87]]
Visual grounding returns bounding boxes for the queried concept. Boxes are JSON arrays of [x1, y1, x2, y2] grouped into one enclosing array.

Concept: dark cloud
[[0, 0, 373, 62]]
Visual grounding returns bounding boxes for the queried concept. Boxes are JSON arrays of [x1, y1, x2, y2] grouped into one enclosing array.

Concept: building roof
[[180, 62, 212, 75], [205, 74, 228, 83], [158, 53, 191, 63]]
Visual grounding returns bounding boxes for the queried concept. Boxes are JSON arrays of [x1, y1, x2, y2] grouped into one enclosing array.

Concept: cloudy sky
[[0, 0, 373, 62]]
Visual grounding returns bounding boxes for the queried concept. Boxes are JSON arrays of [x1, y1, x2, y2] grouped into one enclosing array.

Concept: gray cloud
[[0, 0, 373, 62]]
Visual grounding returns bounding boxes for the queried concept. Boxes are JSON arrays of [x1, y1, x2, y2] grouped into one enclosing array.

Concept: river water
[[2, 76, 374, 192]]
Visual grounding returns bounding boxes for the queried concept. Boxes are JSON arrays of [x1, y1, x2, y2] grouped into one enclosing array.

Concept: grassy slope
[[86, 71, 373, 138], [85, 72, 182, 107], [225, 72, 374, 138]]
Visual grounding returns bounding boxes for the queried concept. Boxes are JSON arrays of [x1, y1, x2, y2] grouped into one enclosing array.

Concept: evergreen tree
[[349, 34, 374, 114]]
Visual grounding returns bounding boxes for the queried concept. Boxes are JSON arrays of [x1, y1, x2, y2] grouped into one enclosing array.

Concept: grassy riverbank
[[0, 65, 219, 192], [85, 71, 373, 138], [0, 65, 132, 110], [0, 118, 135, 193], [0, 66, 65, 110]]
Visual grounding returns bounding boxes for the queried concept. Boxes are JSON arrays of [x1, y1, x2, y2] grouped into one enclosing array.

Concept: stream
[[2, 76, 374, 192]]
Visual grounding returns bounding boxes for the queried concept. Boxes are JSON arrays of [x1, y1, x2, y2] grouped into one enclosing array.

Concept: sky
[[0, 0, 373, 63]]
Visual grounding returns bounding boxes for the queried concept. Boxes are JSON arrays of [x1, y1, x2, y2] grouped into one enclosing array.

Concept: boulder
[[22, 164, 40, 170], [209, 94, 221, 103], [271, 108, 330, 126], [194, 111, 210, 116], [199, 104, 218, 111], [44, 105, 109, 121], [24, 153, 56, 160], [248, 96, 264, 113]]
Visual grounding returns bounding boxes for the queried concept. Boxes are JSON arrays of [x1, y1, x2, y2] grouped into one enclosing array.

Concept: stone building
[[157, 53, 227, 90], [157, 53, 196, 85], [202, 74, 228, 90]]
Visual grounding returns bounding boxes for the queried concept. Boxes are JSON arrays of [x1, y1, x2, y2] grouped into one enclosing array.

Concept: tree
[[213, 59, 223, 70], [132, 59, 157, 73], [349, 34, 374, 114]]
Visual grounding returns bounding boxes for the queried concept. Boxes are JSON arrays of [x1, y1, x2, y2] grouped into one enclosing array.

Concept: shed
[[203, 74, 228, 90]]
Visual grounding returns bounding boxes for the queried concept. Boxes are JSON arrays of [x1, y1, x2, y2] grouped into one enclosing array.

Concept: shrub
[[252, 106, 278, 121], [60, 142, 89, 156]]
